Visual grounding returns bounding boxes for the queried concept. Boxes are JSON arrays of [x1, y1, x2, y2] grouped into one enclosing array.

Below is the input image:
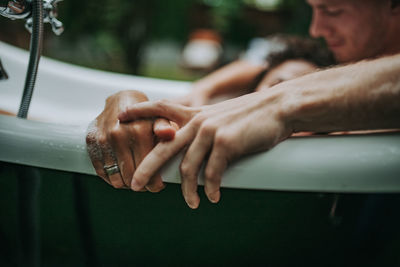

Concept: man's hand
[[119, 91, 292, 209], [86, 90, 176, 192]]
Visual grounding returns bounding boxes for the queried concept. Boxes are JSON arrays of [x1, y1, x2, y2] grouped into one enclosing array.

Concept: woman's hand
[[174, 60, 266, 107], [172, 82, 214, 107], [119, 90, 293, 208], [86, 90, 176, 192]]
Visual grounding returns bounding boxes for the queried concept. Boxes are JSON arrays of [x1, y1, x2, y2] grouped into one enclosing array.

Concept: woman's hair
[[264, 34, 336, 69]]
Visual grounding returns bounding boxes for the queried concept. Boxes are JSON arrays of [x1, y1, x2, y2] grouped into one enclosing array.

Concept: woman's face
[[256, 59, 318, 91]]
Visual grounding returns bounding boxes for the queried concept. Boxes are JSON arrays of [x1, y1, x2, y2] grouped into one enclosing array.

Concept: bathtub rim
[[1, 114, 400, 193]]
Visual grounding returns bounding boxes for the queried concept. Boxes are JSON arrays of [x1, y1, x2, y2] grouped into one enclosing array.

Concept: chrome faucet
[[0, 0, 63, 82], [0, 0, 64, 35], [0, 0, 32, 20]]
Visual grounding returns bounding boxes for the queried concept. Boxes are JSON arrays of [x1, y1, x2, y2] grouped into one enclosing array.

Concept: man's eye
[[323, 9, 343, 16]]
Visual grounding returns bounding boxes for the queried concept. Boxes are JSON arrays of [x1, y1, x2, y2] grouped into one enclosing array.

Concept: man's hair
[[247, 34, 336, 91], [264, 34, 336, 69], [392, 0, 400, 8]]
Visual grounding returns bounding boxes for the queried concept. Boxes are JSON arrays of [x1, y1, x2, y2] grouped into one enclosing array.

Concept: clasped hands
[[87, 89, 292, 209]]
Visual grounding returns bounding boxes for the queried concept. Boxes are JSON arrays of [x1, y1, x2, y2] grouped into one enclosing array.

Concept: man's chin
[[333, 50, 356, 64]]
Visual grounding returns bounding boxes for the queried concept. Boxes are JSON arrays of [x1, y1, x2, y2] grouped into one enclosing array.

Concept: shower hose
[[17, 1, 43, 266]]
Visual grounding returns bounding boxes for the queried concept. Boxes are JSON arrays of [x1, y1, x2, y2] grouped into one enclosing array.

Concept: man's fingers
[[91, 159, 112, 186], [153, 118, 176, 141], [179, 125, 215, 209], [203, 141, 229, 204], [118, 100, 195, 126], [131, 126, 194, 191]]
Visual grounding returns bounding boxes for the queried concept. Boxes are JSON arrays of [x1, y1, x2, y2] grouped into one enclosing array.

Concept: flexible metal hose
[[17, 1, 43, 267], [17, 0, 43, 118]]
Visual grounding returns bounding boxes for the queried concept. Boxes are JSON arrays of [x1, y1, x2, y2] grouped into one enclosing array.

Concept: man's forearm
[[272, 54, 400, 133]]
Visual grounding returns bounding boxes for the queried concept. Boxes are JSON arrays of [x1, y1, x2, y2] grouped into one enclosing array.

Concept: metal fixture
[[0, 0, 63, 35], [1, 2, 63, 266]]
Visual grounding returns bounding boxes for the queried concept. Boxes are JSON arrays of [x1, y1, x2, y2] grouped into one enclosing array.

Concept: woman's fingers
[[129, 120, 165, 193], [153, 118, 176, 141]]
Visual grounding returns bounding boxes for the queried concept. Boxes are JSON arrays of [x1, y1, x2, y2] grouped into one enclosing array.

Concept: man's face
[[307, 0, 390, 63]]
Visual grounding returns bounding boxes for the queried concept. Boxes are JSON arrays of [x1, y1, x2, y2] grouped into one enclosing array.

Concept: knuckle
[[204, 168, 220, 183], [155, 99, 167, 110], [214, 130, 233, 150], [192, 114, 207, 128], [214, 131, 237, 162], [97, 134, 108, 147], [130, 120, 152, 136], [199, 120, 216, 137], [105, 94, 116, 104], [204, 167, 215, 180], [109, 125, 124, 141], [179, 161, 194, 178], [129, 90, 148, 101], [85, 131, 96, 145]]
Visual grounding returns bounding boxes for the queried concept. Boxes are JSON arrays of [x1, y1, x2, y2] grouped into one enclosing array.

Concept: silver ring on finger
[[104, 164, 120, 176]]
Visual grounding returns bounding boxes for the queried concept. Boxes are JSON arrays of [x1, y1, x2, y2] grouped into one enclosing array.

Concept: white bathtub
[[1, 40, 400, 192]]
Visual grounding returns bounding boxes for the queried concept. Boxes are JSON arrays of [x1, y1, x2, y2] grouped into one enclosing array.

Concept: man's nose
[[309, 11, 329, 38]]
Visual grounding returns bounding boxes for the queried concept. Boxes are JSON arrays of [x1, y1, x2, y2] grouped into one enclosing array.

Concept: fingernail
[[208, 191, 220, 203], [184, 195, 200, 209], [186, 200, 199, 209], [145, 183, 166, 193], [131, 178, 142, 191]]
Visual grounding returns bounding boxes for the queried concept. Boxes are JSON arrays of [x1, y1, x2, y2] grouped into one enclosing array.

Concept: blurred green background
[[0, 0, 311, 80]]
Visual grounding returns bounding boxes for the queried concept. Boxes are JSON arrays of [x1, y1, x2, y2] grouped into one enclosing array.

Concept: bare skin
[[177, 0, 400, 106], [255, 59, 318, 91], [175, 60, 266, 106], [308, 0, 400, 62], [86, 90, 175, 191], [85, 60, 315, 192], [119, 54, 400, 209], [86, 0, 400, 197], [0, 110, 14, 116]]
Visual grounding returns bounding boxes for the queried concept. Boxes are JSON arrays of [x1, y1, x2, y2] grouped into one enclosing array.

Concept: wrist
[[191, 80, 215, 99], [256, 87, 296, 136], [266, 72, 333, 134]]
